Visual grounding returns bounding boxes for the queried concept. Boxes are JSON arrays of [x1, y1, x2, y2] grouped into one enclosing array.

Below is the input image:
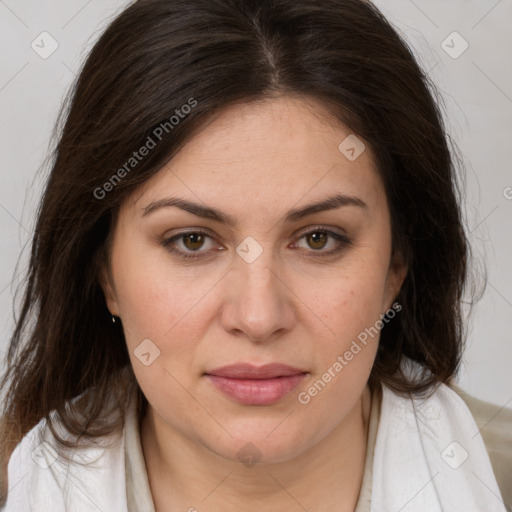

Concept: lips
[[205, 363, 307, 405]]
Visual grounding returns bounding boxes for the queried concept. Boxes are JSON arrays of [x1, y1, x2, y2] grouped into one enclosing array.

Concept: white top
[[2, 380, 510, 511], [3, 414, 127, 511]]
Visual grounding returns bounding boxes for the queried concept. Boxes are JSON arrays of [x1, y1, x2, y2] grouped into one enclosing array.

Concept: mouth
[[204, 363, 308, 405]]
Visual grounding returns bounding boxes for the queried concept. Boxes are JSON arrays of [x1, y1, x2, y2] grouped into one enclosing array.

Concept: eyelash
[[161, 228, 352, 260]]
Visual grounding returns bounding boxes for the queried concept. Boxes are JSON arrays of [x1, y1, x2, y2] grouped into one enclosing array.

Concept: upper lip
[[205, 363, 307, 379]]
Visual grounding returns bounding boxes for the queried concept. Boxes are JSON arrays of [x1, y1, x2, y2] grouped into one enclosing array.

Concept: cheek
[[115, 264, 209, 402], [111, 238, 206, 340], [110, 242, 226, 396], [297, 252, 390, 396], [309, 262, 390, 339], [295, 272, 385, 421]]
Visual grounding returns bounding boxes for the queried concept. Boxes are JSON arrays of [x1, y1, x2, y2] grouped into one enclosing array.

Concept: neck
[[141, 385, 372, 512]]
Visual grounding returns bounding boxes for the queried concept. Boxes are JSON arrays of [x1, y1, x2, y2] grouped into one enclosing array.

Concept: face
[[103, 95, 406, 464]]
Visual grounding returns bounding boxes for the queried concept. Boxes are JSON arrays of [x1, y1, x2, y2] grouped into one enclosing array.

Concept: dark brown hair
[[1, 0, 471, 476]]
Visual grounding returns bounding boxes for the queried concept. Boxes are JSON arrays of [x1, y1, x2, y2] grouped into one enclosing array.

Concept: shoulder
[[450, 384, 512, 508], [2, 410, 128, 512]]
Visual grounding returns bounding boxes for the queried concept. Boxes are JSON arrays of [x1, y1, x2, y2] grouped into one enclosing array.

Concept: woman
[[1, 0, 510, 510]]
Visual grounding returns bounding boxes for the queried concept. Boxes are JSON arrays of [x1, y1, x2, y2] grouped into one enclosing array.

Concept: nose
[[220, 252, 295, 343]]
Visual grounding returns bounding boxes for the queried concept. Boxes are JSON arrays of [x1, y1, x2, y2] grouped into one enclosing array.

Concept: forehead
[[129, 95, 386, 218]]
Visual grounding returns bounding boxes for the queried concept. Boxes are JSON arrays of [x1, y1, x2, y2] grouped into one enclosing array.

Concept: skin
[[102, 94, 407, 512]]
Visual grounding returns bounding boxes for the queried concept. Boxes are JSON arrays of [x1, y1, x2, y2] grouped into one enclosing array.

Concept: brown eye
[[162, 230, 219, 260], [182, 232, 206, 251], [294, 228, 351, 256], [306, 231, 328, 250]]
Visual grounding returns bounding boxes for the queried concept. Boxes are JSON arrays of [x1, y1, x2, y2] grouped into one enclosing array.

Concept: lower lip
[[206, 374, 307, 405]]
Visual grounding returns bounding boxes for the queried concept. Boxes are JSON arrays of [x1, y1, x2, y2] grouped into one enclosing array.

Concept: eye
[[293, 228, 351, 255], [162, 227, 351, 261], [162, 230, 220, 259]]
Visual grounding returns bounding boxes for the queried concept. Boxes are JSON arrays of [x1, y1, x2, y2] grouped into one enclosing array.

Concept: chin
[[202, 421, 317, 466]]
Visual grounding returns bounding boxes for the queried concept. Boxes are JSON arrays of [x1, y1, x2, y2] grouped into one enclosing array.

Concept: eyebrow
[[142, 193, 367, 225]]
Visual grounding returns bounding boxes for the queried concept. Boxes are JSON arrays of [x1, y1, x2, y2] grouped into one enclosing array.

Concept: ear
[[98, 262, 120, 317], [383, 251, 408, 312]]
